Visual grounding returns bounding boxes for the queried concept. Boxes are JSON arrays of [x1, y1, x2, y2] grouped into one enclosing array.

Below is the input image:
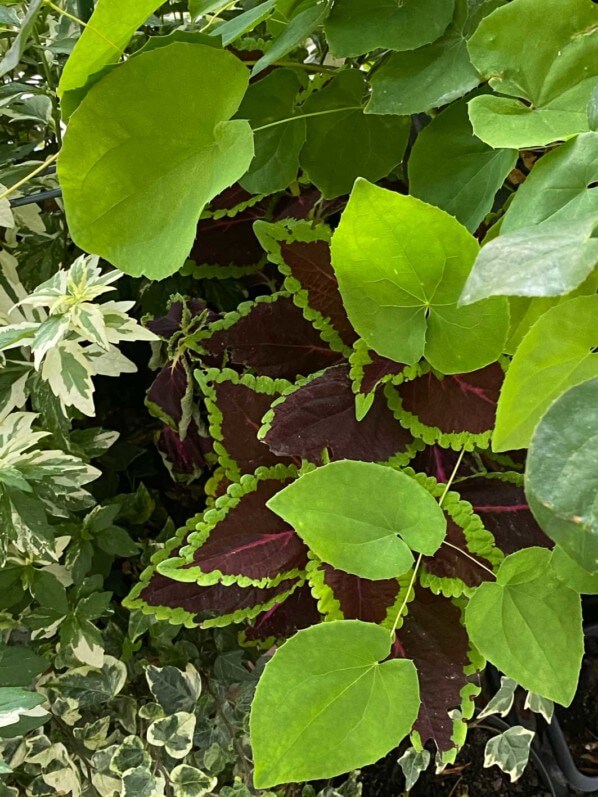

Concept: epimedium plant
[[1, 0, 598, 793]]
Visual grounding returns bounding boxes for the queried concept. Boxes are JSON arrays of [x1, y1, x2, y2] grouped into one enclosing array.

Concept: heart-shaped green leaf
[[330, 179, 509, 373], [250, 620, 420, 786], [465, 547, 583, 705], [58, 43, 254, 280], [267, 460, 446, 580]]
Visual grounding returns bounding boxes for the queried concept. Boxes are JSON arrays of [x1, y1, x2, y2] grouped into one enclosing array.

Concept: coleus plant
[[9, 0, 595, 788]]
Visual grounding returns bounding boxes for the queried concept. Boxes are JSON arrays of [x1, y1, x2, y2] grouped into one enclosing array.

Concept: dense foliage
[[0, 0, 597, 795]]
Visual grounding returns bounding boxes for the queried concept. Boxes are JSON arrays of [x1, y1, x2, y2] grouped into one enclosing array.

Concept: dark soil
[[556, 636, 598, 779], [360, 725, 552, 797]]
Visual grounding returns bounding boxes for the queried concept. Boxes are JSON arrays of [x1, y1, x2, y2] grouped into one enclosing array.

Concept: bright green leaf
[[501, 132, 598, 233], [58, 44, 253, 279], [330, 179, 509, 372], [300, 70, 410, 198], [408, 99, 516, 232], [267, 460, 446, 579], [464, 547, 583, 705], [526, 378, 598, 573], [250, 620, 420, 786], [460, 215, 598, 303], [325, 0, 454, 57], [467, 0, 598, 148], [493, 295, 598, 451], [58, 0, 164, 110]]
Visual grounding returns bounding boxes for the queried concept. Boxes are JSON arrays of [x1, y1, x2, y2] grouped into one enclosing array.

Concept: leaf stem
[[389, 448, 466, 639], [0, 152, 59, 203], [245, 59, 339, 73], [253, 105, 363, 133], [441, 540, 496, 578]]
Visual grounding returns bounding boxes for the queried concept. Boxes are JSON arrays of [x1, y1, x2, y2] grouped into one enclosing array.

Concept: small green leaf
[[460, 215, 598, 303], [484, 726, 534, 783], [236, 68, 305, 195], [58, 44, 253, 279], [250, 620, 420, 787], [493, 295, 598, 451], [501, 132, 598, 233], [300, 70, 410, 199], [408, 99, 516, 232], [251, 2, 328, 75], [330, 179, 509, 373], [212, 0, 276, 46], [526, 378, 598, 573], [267, 460, 446, 579], [325, 0, 454, 57], [467, 0, 598, 148], [465, 548, 583, 705], [0, 0, 43, 80]]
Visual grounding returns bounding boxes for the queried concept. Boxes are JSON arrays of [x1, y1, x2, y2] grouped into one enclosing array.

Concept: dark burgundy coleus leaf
[[410, 445, 479, 482], [262, 364, 414, 464], [208, 183, 256, 214], [157, 418, 209, 481], [322, 565, 399, 624], [180, 477, 309, 581], [200, 295, 343, 380], [273, 188, 346, 222], [146, 359, 191, 430], [359, 352, 406, 395], [244, 584, 321, 642], [209, 377, 297, 472], [140, 569, 298, 624], [423, 515, 494, 589], [397, 363, 504, 435], [395, 586, 471, 753], [192, 200, 270, 268], [279, 239, 358, 347], [457, 476, 552, 554]]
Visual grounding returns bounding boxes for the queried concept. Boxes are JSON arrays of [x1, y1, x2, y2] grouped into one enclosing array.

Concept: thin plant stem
[[442, 541, 496, 578], [389, 448, 467, 638], [253, 105, 363, 133], [44, 0, 121, 54], [0, 152, 59, 203]]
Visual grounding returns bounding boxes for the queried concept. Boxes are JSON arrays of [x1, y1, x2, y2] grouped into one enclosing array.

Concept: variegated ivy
[[0, 254, 156, 417]]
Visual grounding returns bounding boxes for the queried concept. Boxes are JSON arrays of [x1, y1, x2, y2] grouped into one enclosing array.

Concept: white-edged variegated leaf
[[0, 362, 31, 421], [71, 303, 110, 349], [146, 712, 196, 759], [398, 747, 430, 791], [86, 344, 137, 377], [484, 726, 534, 783], [41, 340, 95, 416], [170, 764, 218, 797], [478, 677, 518, 719], [524, 692, 554, 723], [31, 314, 70, 368]]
